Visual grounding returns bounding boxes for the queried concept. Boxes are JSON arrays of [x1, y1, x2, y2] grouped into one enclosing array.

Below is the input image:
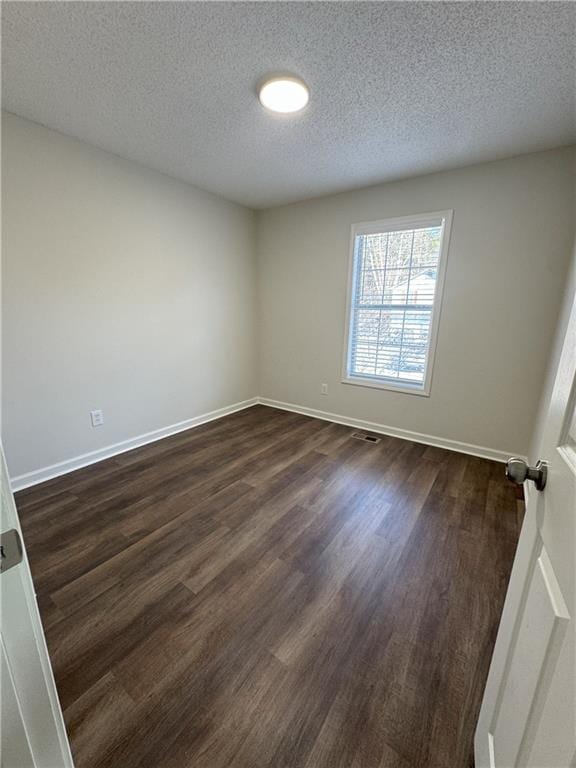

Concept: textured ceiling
[[2, 2, 575, 208]]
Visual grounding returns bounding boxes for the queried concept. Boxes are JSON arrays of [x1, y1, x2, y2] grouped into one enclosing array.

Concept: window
[[342, 211, 452, 396]]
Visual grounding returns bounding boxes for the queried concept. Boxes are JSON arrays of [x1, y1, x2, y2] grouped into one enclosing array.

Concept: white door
[[475, 288, 576, 767], [0, 444, 74, 768]]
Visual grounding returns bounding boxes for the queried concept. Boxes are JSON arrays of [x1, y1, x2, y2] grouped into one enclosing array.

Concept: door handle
[[506, 458, 548, 491]]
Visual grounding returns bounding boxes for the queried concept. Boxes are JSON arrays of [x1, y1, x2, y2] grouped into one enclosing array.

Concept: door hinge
[[0, 529, 24, 574]]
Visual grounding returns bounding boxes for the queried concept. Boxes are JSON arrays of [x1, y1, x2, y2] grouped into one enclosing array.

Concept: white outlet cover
[[90, 410, 104, 427]]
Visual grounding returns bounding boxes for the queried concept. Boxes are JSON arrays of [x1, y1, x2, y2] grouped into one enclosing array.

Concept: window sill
[[341, 376, 431, 397]]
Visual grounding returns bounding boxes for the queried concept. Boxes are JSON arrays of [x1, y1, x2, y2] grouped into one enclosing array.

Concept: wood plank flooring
[[16, 405, 523, 768]]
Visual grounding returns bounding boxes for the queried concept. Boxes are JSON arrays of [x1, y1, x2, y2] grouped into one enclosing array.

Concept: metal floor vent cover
[[351, 432, 381, 444]]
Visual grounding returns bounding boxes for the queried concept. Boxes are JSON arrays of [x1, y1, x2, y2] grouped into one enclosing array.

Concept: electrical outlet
[[90, 409, 104, 427], [321, 383, 328, 395]]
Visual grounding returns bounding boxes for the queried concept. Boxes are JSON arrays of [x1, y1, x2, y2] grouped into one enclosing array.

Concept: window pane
[[350, 308, 379, 376], [347, 218, 445, 390], [358, 269, 384, 305]]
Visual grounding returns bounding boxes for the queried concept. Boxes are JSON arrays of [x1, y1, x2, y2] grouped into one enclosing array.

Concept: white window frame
[[341, 210, 453, 397]]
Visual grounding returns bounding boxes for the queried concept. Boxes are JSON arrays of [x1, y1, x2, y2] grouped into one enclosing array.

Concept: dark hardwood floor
[[16, 405, 523, 768]]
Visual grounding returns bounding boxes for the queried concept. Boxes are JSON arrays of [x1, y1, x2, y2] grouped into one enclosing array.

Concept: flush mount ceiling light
[[258, 76, 309, 114]]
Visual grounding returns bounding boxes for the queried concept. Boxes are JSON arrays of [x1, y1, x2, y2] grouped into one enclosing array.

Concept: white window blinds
[[344, 212, 451, 395]]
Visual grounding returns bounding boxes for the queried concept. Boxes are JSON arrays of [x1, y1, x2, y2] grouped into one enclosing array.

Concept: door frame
[[1, 443, 74, 767]]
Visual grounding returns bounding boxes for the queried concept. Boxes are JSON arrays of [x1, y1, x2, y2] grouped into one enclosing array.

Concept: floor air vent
[[351, 432, 381, 444]]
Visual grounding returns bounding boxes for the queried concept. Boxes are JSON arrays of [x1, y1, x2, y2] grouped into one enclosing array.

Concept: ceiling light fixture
[[258, 76, 309, 114]]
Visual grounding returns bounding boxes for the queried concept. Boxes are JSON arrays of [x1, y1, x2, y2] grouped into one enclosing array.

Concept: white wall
[[256, 148, 575, 457], [2, 113, 257, 479], [530, 181, 576, 462], [3, 113, 573, 479]]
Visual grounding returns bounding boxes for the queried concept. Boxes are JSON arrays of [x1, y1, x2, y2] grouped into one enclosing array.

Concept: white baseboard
[[258, 397, 518, 463], [10, 397, 259, 492], [10, 393, 518, 492]]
